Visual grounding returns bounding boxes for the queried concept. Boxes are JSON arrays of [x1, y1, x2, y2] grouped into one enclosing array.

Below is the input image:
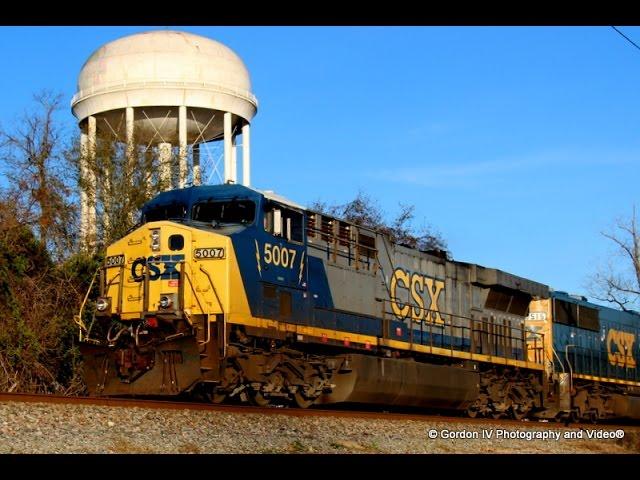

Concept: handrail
[[180, 268, 211, 346], [198, 265, 224, 315], [375, 297, 545, 364], [552, 345, 566, 374], [565, 344, 576, 394], [198, 265, 225, 356]]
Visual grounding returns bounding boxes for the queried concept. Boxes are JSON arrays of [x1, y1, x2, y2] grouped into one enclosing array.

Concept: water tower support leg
[[242, 124, 250, 187], [126, 107, 135, 176], [158, 142, 172, 191], [193, 144, 201, 186], [224, 112, 232, 183], [79, 132, 89, 250], [85, 115, 97, 250], [231, 135, 237, 184], [178, 106, 187, 188], [126, 107, 136, 224]]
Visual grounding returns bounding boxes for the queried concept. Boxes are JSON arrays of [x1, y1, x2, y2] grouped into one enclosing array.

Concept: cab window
[[264, 201, 303, 243], [143, 203, 187, 222], [192, 200, 256, 226]]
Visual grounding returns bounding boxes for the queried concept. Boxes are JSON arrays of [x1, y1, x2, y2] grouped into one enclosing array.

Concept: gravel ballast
[[0, 401, 638, 454]]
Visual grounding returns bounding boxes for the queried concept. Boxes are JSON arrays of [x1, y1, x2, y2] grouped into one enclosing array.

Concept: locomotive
[[76, 183, 640, 421]]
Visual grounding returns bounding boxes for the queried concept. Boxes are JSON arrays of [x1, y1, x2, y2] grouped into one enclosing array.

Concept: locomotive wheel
[[250, 391, 271, 407], [211, 393, 227, 404], [511, 406, 528, 421], [466, 408, 478, 418], [199, 384, 227, 404], [294, 391, 314, 409]]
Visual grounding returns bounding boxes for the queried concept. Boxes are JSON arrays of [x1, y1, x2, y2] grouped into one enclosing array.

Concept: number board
[[194, 248, 225, 259], [105, 254, 125, 267]]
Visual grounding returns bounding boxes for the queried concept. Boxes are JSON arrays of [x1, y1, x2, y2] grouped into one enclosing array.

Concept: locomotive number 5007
[[194, 248, 225, 259], [264, 243, 297, 269]]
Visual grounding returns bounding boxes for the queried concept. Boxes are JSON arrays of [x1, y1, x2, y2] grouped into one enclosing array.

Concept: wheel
[[589, 411, 598, 424], [511, 406, 528, 421], [571, 411, 579, 423], [491, 411, 503, 419], [211, 393, 227, 404], [250, 390, 271, 407], [293, 391, 315, 409], [466, 408, 479, 418], [200, 385, 227, 404]]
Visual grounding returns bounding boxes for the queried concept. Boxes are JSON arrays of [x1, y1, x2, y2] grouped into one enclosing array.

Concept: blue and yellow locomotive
[[528, 292, 640, 421], [77, 183, 640, 421]]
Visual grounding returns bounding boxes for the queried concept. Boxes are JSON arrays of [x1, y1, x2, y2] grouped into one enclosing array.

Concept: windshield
[[192, 200, 256, 226], [144, 203, 187, 222]]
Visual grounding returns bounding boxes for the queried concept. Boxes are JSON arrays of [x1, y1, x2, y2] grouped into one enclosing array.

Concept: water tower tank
[[72, 30, 258, 247]]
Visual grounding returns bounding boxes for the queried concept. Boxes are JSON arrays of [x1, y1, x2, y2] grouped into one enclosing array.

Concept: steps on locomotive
[[195, 315, 218, 378]]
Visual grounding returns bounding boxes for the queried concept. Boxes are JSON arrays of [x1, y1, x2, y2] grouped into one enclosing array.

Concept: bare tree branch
[[590, 207, 640, 310], [310, 191, 449, 257]]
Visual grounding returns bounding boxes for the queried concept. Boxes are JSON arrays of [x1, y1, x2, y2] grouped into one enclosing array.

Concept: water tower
[[71, 30, 258, 248]]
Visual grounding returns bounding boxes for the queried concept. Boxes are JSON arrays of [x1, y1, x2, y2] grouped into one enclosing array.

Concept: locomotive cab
[[78, 184, 268, 396]]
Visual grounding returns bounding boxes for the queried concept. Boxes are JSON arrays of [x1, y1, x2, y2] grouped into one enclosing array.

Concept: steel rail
[[0, 392, 636, 431]]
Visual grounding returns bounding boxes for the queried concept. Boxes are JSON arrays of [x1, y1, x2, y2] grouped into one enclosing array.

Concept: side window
[[263, 201, 304, 243], [284, 209, 303, 243], [554, 299, 577, 326]]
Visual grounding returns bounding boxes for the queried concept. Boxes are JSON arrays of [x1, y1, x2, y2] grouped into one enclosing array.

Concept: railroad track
[[0, 392, 637, 432]]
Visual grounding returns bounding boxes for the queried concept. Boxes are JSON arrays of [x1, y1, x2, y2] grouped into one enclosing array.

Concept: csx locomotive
[[76, 183, 640, 421]]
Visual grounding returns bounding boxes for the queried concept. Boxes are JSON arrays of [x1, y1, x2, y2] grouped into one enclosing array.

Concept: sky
[[0, 26, 638, 301]]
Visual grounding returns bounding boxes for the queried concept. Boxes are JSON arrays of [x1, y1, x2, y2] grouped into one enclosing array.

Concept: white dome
[[71, 30, 257, 140]]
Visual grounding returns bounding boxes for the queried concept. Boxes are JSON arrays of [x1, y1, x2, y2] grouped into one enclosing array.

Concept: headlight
[[159, 295, 172, 309], [150, 229, 161, 251], [96, 297, 110, 312]]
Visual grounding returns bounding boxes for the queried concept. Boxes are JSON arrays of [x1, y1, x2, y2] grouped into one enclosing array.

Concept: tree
[[67, 129, 174, 249], [590, 207, 640, 311], [0, 196, 87, 394], [309, 191, 449, 256], [0, 91, 76, 261]]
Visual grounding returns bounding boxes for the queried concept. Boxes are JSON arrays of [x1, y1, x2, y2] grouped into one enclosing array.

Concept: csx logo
[[390, 268, 445, 324], [607, 328, 637, 369], [131, 255, 185, 282]]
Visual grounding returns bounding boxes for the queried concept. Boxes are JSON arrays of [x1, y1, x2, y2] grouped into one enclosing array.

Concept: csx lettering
[[390, 268, 444, 324], [607, 328, 637, 369], [263, 243, 297, 269], [131, 255, 185, 282]]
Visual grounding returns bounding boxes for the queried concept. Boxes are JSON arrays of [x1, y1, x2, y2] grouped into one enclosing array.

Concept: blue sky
[[0, 26, 638, 300]]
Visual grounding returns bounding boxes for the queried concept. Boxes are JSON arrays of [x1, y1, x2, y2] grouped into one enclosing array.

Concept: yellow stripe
[[233, 314, 544, 370], [381, 339, 544, 371], [234, 315, 378, 345], [573, 373, 640, 387]]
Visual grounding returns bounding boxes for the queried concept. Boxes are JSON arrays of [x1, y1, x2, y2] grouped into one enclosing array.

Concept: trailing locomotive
[[527, 292, 640, 421], [76, 183, 640, 421]]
